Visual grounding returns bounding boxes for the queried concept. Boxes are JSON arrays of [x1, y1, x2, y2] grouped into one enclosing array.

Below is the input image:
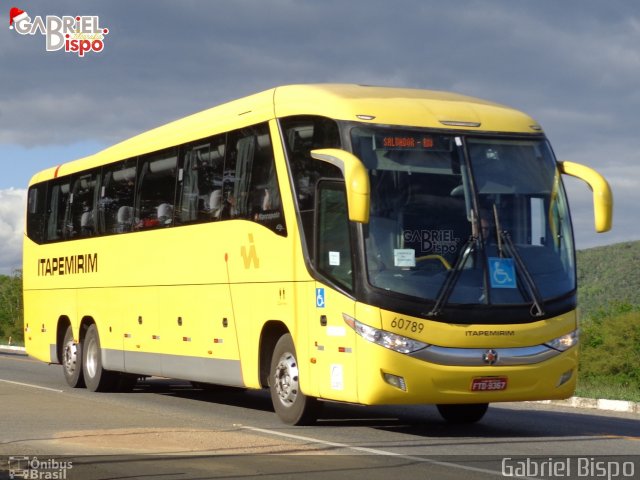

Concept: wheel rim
[[273, 351, 299, 407], [85, 336, 98, 379], [63, 339, 78, 377]]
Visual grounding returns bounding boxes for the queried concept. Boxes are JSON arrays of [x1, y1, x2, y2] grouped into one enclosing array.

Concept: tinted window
[[99, 158, 137, 234], [280, 116, 341, 253], [27, 183, 47, 244], [136, 149, 178, 229], [316, 181, 353, 290], [45, 179, 72, 242], [178, 135, 225, 224], [35, 122, 286, 242], [224, 124, 286, 235], [69, 171, 99, 238]]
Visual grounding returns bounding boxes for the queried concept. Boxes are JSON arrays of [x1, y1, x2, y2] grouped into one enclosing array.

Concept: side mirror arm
[[559, 161, 613, 233]]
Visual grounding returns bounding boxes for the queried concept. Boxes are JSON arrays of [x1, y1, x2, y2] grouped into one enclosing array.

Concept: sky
[[1, 0, 638, 274]]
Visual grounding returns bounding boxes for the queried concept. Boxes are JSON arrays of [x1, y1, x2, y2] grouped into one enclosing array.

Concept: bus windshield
[[352, 127, 575, 310]]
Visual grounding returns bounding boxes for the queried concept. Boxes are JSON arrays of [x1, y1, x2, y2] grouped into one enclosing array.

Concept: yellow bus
[[24, 84, 612, 425]]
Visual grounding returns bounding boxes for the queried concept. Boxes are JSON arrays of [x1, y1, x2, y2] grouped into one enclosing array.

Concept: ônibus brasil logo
[[9, 7, 109, 57]]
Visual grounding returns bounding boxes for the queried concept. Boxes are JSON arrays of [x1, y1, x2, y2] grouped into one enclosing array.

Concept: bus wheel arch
[[258, 321, 289, 388], [56, 316, 72, 364]]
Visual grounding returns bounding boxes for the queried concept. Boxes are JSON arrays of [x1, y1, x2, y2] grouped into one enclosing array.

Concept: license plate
[[471, 377, 508, 391]]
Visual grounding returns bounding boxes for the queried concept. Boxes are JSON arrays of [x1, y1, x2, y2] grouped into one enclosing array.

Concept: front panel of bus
[[280, 115, 579, 405]]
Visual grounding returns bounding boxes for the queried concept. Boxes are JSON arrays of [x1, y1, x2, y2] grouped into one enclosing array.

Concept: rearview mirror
[[311, 148, 370, 223], [559, 161, 613, 233]]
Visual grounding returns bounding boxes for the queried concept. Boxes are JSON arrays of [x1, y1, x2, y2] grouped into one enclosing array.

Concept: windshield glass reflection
[[351, 127, 575, 310]]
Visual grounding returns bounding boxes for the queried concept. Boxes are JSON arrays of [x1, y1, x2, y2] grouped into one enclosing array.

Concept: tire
[[269, 333, 319, 425], [436, 403, 489, 424], [62, 325, 85, 388], [82, 324, 118, 392]]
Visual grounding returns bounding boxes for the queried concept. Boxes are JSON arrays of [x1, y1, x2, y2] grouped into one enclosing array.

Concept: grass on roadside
[[575, 378, 640, 403]]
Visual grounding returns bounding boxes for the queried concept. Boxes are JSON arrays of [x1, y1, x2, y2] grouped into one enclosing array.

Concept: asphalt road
[[0, 351, 638, 479]]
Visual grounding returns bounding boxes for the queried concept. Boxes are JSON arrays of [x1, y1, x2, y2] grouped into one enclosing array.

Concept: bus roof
[[29, 84, 541, 186]]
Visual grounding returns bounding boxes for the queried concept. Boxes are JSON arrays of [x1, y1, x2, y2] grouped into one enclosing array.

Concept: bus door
[[311, 180, 358, 402]]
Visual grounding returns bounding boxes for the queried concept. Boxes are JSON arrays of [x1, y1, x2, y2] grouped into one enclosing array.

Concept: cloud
[[3, 1, 639, 147], [0, 0, 637, 250], [0, 189, 26, 275]]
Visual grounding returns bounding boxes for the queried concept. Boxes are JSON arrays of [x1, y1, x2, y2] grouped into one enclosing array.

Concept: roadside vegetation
[[576, 241, 640, 402], [0, 269, 23, 346], [2, 240, 639, 401]]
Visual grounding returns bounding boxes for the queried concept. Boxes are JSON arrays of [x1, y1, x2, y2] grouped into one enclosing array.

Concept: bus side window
[[316, 180, 353, 291], [225, 123, 286, 235], [178, 135, 225, 224], [249, 130, 285, 235], [136, 149, 178, 229], [69, 171, 99, 238], [45, 180, 71, 242], [27, 183, 47, 244], [99, 159, 137, 234], [280, 115, 342, 254]]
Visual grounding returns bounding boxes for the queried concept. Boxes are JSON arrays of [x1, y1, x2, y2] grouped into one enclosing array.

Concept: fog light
[[557, 369, 573, 387], [383, 372, 407, 391]]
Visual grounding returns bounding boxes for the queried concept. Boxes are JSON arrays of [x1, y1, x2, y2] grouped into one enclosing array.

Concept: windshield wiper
[[492, 205, 545, 317], [499, 231, 545, 317], [428, 235, 478, 317]]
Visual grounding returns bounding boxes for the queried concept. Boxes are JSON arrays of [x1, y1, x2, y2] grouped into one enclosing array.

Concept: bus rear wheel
[[82, 324, 118, 392], [62, 325, 85, 388], [436, 403, 489, 423], [269, 333, 319, 425]]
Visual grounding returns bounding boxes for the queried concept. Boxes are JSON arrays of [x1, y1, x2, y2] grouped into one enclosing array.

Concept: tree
[[0, 270, 23, 344]]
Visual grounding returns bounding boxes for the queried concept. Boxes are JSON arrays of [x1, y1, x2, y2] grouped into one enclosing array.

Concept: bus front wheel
[[269, 333, 319, 425], [436, 403, 489, 423], [62, 325, 85, 388], [82, 324, 118, 392]]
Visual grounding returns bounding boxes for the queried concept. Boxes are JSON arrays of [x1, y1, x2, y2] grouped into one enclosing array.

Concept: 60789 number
[[390, 317, 424, 333]]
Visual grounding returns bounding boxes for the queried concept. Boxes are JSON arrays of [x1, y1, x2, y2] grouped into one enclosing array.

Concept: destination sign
[[374, 133, 452, 151]]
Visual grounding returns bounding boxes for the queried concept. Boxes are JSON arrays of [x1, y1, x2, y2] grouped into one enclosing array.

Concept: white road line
[[0, 379, 63, 393], [241, 425, 538, 479]]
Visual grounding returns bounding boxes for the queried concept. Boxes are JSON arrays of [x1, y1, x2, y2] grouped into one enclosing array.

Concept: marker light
[[545, 330, 579, 352], [439, 120, 481, 127], [343, 314, 428, 354]]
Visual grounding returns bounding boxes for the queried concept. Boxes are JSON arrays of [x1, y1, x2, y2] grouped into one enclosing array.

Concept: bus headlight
[[343, 314, 428, 354], [545, 329, 579, 352]]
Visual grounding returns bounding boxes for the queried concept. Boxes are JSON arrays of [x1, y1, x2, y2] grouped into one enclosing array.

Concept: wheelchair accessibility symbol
[[316, 288, 326, 308], [489, 257, 517, 289]]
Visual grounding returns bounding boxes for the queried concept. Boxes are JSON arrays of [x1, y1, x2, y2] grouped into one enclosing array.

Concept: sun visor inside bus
[[256, 134, 270, 149], [112, 167, 136, 183], [79, 178, 96, 189], [211, 145, 226, 160], [149, 157, 177, 174]]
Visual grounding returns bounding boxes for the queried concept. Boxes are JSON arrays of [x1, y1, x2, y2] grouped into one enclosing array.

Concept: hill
[[576, 240, 640, 320], [576, 241, 640, 398]]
